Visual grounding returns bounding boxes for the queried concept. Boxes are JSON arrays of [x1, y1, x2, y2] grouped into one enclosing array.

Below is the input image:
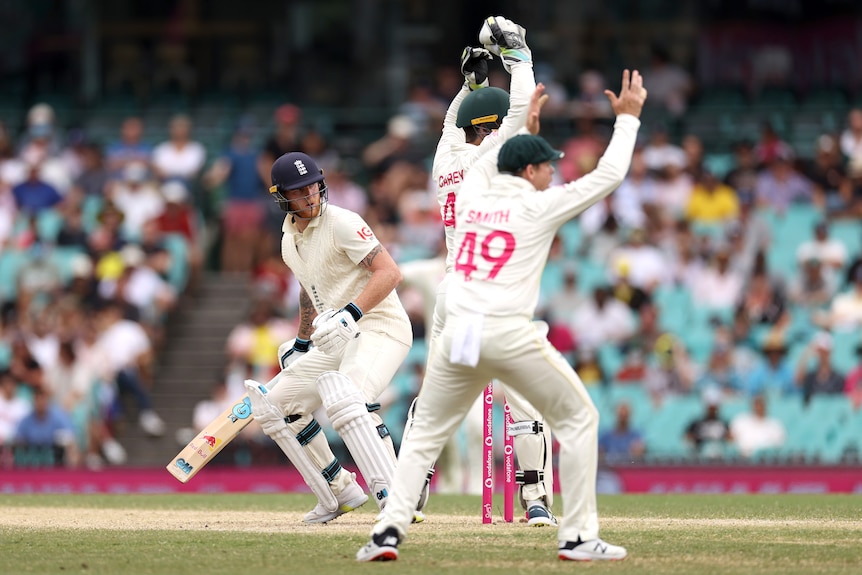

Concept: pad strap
[[515, 470, 544, 485], [507, 420, 543, 436]]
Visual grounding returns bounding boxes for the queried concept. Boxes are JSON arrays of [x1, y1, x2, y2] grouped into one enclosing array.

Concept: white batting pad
[[317, 371, 396, 508], [244, 379, 338, 513]]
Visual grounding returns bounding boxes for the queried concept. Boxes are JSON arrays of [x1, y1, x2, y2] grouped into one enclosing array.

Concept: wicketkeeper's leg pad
[[318, 371, 396, 510], [244, 379, 339, 512], [508, 419, 552, 509]]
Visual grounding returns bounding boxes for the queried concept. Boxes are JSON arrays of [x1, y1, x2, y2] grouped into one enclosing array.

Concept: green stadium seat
[[48, 246, 87, 284], [162, 233, 190, 291], [36, 209, 64, 244], [0, 249, 26, 302]]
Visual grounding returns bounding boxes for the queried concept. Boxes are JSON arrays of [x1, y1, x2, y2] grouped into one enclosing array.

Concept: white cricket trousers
[[375, 315, 599, 543], [431, 274, 553, 502]]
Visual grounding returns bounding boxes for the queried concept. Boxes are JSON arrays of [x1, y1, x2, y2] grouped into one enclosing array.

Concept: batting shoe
[[356, 527, 401, 562], [303, 476, 368, 524], [558, 538, 627, 561], [526, 503, 558, 527]]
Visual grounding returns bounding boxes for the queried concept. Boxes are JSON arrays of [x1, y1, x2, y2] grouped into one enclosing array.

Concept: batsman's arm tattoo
[[358, 244, 384, 270], [298, 286, 315, 338]]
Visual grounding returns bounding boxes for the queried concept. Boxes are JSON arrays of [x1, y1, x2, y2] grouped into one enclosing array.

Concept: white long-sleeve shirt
[[448, 114, 641, 320], [432, 63, 536, 273]]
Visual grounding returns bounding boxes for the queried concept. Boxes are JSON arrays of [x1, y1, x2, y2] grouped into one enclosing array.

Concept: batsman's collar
[[497, 134, 564, 173]]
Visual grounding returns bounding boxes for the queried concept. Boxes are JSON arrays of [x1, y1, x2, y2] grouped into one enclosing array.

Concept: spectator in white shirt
[[571, 286, 636, 350], [93, 301, 165, 437], [152, 114, 206, 186], [109, 162, 166, 240], [688, 246, 744, 310], [796, 221, 848, 272], [730, 395, 786, 458], [608, 228, 670, 293], [839, 108, 862, 165], [0, 369, 30, 447]]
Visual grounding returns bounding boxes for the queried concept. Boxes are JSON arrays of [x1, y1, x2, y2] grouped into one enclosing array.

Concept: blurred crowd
[[2, 59, 862, 472]]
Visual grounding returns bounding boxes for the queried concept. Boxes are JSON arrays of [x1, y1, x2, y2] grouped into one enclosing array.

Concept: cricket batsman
[[358, 68, 647, 563], [409, 15, 557, 524], [244, 150, 419, 523]]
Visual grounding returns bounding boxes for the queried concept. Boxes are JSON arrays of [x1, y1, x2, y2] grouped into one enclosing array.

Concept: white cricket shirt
[[280, 204, 412, 345], [448, 114, 642, 320], [432, 62, 536, 273]]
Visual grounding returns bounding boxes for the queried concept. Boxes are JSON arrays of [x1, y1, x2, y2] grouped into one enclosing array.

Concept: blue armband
[[342, 302, 363, 322]]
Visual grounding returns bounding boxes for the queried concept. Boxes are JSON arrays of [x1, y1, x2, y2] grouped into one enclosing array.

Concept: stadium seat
[[162, 233, 190, 291], [0, 249, 26, 302]]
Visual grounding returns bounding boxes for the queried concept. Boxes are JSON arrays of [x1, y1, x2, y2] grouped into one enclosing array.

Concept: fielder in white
[[416, 15, 557, 524], [245, 150, 417, 524], [358, 69, 647, 562]]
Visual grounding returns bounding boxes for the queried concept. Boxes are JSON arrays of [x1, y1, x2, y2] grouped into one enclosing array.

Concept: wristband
[[293, 338, 311, 352], [343, 302, 363, 322]]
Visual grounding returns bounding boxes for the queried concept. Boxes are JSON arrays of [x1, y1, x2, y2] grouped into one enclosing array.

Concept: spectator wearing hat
[[685, 170, 740, 223], [108, 162, 165, 239], [795, 331, 845, 405], [744, 333, 796, 397], [154, 180, 201, 289], [645, 333, 697, 402], [796, 221, 848, 272], [730, 394, 786, 458], [787, 256, 838, 309], [608, 227, 670, 294]]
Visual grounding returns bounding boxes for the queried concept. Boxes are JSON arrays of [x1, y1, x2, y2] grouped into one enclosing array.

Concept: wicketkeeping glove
[[310, 303, 362, 355], [278, 337, 311, 369], [461, 46, 493, 91], [479, 15, 532, 73]]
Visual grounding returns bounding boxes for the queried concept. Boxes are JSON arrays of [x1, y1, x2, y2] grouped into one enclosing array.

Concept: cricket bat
[[166, 374, 279, 483]]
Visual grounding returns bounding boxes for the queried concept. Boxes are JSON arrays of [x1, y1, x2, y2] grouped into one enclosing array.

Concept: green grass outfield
[[1, 493, 860, 575]]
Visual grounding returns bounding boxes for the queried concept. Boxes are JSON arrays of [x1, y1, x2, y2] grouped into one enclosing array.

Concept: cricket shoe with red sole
[[356, 527, 401, 562], [558, 538, 627, 561]]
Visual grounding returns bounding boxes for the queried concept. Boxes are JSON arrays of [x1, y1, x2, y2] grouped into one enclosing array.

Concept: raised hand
[[603, 69, 648, 118], [526, 82, 550, 135]]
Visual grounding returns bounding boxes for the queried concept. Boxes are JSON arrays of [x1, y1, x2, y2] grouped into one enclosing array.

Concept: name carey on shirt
[[438, 169, 465, 188]]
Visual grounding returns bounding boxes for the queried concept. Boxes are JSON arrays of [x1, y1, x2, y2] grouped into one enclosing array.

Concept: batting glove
[[278, 337, 311, 369], [479, 15, 532, 73], [310, 303, 362, 355], [461, 46, 493, 91]]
